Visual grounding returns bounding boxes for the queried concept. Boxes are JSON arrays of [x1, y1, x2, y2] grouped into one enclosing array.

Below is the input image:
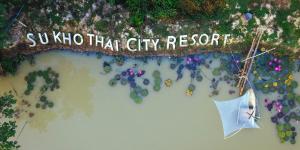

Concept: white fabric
[[214, 90, 259, 138]]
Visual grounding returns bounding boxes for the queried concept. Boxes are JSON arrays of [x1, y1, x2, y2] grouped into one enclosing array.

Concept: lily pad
[[212, 68, 221, 76]]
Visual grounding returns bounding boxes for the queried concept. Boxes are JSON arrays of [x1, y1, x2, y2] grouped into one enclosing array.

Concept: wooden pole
[[237, 28, 264, 95]]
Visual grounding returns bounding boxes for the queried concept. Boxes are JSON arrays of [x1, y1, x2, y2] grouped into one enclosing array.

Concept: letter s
[[27, 33, 36, 47]]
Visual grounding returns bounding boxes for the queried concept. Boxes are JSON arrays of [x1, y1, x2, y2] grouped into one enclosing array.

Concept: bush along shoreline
[[0, 92, 20, 150]]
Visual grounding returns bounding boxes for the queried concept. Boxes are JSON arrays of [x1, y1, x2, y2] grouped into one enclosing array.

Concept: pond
[[0, 51, 299, 150]]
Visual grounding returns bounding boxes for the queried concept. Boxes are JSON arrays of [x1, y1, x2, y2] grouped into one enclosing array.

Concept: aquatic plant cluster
[[109, 65, 149, 104], [253, 54, 300, 144], [104, 55, 202, 103], [24, 67, 60, 95], [36, 95, 54, 110], [24, 67, 59, 110], [0, 92, 20, 150], [102, 52, 300, 143], [169, 55, 204, 96], [103, 53, 241, 103], [168, 53, 239, 96]]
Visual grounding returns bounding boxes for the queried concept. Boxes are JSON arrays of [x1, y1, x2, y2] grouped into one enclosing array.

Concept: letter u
[[38, 33, 49, 44]]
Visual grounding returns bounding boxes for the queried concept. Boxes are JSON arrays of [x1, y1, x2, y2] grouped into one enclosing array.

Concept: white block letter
[[27, 33, 36, 47], [53, 31, 62, 43], [211, 33, 220, 45], [167, 36, 176, 50], [179, 35, 188, 47], [63, 33, 72, 45], [199, 34, 209, 45], [73, 34, 83, 45], [38, 33, 49, 45], [127, 38, 137, 52]]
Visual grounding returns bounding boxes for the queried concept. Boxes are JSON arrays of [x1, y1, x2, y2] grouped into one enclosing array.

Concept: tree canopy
[[0, 3, 8, 49], [0, 92, 20, 150]]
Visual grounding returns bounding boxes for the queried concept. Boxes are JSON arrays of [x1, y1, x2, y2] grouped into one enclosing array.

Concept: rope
[[241, 48, 276, 62], [16, 120, 28, 140], [5, 5, 25, 31], [228, 28, 266, 121]]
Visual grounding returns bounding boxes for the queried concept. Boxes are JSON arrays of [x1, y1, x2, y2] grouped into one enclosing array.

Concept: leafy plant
[[0, 3, 8, 49], [95, 20, 109, 32], [0, 92, 20, 150], [0, 54, 25, 75], [24, 67, 60, 95]]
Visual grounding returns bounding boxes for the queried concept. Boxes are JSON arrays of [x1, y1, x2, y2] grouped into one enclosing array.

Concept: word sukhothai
[[26, 31, 231, 52]]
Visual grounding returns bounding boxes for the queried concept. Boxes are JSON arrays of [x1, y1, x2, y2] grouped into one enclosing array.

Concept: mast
[[237, 27, 264, 96]]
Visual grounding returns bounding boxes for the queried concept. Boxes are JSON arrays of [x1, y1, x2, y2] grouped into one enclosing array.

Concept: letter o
[[73, 34, 84, 45], [199, 34, 209, 45]]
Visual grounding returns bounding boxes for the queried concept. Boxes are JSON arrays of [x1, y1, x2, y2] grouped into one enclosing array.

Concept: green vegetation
[[0, 3, 8, 49], [0, 54, 25, 75], [24, 67, 60, 95], [252, 54, 300, 144], [275, 0, 300, 46], [0, 0, 298, 58], [119, 0, 226, 27], [277, 123, 297, 144], [95, 20, 109, 32], [35, 96, 54, 110], [152, 70, 162, 92], [24, 67, 59, 111], [0, 92, 20, 150], [0, 54, 37, 76]]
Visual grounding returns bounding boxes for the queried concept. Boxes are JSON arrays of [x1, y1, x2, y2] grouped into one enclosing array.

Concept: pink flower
[[268, 61, 272, 66], [186, 58, 192, 64], [274, 101, 283, 112], [274, 65, 282, 72]]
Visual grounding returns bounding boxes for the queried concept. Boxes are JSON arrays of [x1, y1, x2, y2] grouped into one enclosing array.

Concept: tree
[[0, 92, 20, 150], [179, 0, 201, 15], [0, 3, 8, 49], [0, 54, 25, 75], [200, 0, 226, 15]]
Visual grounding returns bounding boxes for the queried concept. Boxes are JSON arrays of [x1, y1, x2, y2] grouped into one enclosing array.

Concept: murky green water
[[0, 51, 299, 150]]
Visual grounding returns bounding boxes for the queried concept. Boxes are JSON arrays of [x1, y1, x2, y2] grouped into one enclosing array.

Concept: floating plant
[[168, 55, 205, 95], [103, 61, 112, 74], [152, 70, 162, 92], [24, 67, 60, 95], [164, 79, 173, 87], [254, 54, 300, 144], [102, 53, 300, 145], [23, 67, 59, 111], [114, 56, 126, 66], [186, 83, 196, 96], [212, 67, 222, 76], [209, 54, 240, 95], [108, 64, 149, 104], [169, 55, 204, 81], [36, 95, 54, 110]]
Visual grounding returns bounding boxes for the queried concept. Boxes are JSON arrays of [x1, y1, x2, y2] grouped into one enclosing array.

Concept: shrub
[[95, 20, 109, 32]]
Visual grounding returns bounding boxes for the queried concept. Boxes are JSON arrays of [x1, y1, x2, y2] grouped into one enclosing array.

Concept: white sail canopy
[[214, 89, 259, 138]]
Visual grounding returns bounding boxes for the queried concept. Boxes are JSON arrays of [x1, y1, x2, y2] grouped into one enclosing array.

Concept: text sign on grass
[[27, 31, 231, 52]]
